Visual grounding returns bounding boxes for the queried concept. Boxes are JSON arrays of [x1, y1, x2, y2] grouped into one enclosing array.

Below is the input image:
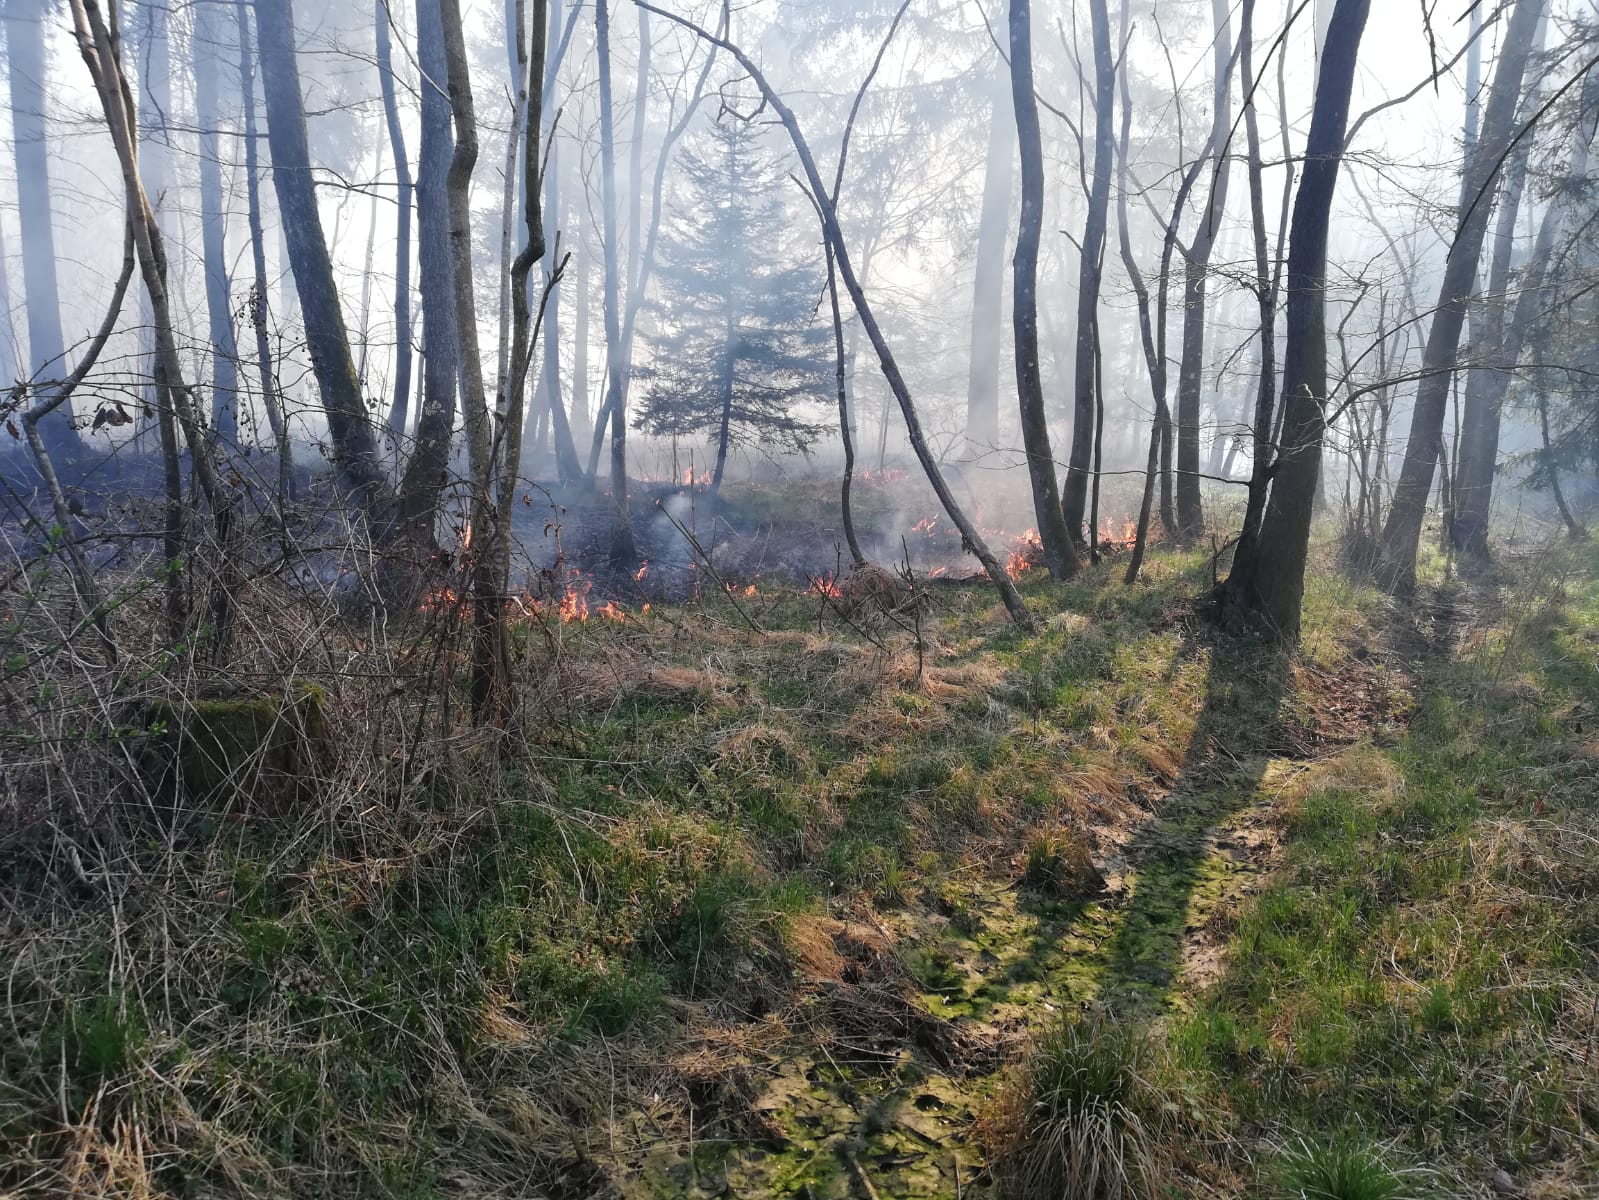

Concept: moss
[[144, 683, 326, 807]]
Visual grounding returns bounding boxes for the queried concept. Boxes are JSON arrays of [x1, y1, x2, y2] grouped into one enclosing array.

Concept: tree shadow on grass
[[1092, 628, 1295, 1016]]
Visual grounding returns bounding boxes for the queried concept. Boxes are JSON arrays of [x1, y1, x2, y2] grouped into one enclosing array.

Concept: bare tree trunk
[[1378, 0, 1546, 592], [1008, 0, 1077, 580], [376, 1, 414, 440], [195, 0, 240, 445], [435, 0, 512, 719], [72, 0, 235, 657], [1222, 0, 1370, 639], [10, 0, 81, 458], [530, 0, 584, 484], [235, 0, 293, 508], [1061, 0, 1116, 553], [1174, 0, 1235, 541], [1225, 0, 1279, 577], [0, 212, 17, 389], [255, 0, 392, 524], [573, 234, 592, 442], [594, 0, 639, 561], [963, 78, 1012, 458], [1120, 0, 1205, 581], [395, 0, 460, 539], [498, 0, 552, 627], [827, 243, 866, 569], [1451, 7, 1548, 558], [16, 220, 133, 657]]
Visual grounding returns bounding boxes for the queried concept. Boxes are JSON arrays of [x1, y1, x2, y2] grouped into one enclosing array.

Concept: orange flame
[[812, 572, 844, 599], [634, 560, 650, 582], [1005, 529, 1044, 581], [558, 578, 591, 623], [911, 516, 939, 536], [419, 586, 461, 613]]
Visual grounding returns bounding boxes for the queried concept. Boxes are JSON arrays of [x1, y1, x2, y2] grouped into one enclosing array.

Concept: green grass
[[1274, 1133, 1423, 1200], [1167, 544, 1599, 1190], [6, 531, 1597, 1196]]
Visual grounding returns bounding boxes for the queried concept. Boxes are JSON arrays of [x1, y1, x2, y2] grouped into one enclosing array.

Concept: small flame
[[743, 584, 758, 597], [419, 586, 461, 613], [911, 516, 939, 536], [634, 560, 650, 582], [558, 578, 592, 623], [597, 600, 626, 622], [1005, 529, 1044, 581], [812, 572, 843, 599]]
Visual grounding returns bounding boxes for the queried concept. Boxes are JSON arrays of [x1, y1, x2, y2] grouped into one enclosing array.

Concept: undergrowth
[[3, 528, 1595, 1197]]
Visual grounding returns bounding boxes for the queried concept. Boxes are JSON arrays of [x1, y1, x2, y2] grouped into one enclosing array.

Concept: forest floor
[[3, 496, 1597, 1199]]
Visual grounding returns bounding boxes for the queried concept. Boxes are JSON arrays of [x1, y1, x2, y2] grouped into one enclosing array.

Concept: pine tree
[[636, 116, 829, 491]]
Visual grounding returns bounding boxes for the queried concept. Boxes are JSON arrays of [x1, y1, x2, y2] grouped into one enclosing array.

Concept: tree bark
[[1225, 0, 1279, 579], [9, 0, 81, 457], [1451, 7, 1547, 558], [1174, 0, 1235, 540], [1222, 0, 1371, 640], [1378, 0, 1546, 592], [596, 0, 639, 561], [376, 0, 415, 440], [435, 0, 512, 719], [1061, 0, 1116, 552], [1008, 0, 1077, 580], [395, 0, 460, 539], [72, 0, 234, 655], [195, 0, 240, 444], [235, 0, 293, 508], [530, 0, 584, 483], [255, 0, 392, 521]]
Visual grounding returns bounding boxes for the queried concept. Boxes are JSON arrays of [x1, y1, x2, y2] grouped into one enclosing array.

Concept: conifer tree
[[636, 116, 829, 491]]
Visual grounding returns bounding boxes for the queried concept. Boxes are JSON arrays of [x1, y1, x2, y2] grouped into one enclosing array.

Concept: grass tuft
[[1275, 1133, 1424, 1200], [983, 1013, 1169, 1200]]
